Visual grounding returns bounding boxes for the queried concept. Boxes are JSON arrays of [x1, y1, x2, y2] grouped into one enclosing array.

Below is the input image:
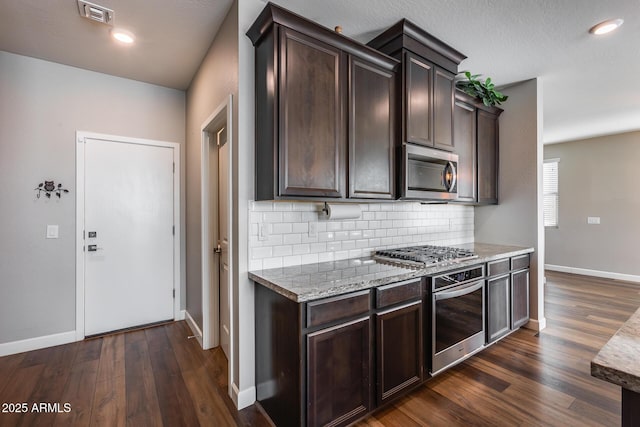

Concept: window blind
[[543, 159, 559, 227]]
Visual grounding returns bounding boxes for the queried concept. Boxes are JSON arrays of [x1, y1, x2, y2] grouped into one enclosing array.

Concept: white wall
[[545, 131, 640, 281], [185, 1, 237, 335], [475, 78, 545, 331], [0, 51, 185, 348]]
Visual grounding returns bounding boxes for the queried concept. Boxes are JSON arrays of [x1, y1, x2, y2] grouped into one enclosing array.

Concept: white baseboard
[[175, 309, 186, 321], [185, 311, 203, 348], [545, 264, 640, 283], [0, 330, 77, 357], [232, 382, 256, 410]]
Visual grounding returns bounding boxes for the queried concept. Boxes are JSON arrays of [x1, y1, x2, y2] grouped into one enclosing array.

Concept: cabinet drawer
[[376, 279, 422, 309], [487, 259, 509, 277], [306, 290, 370, 328], [511, 254, 530, 271]]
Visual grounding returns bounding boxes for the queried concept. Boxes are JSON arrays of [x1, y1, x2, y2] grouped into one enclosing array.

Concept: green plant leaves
[[456, 71, 508, 106]]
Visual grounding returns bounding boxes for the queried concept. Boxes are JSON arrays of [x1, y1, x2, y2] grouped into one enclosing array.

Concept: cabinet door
[[376, 301, 423, 404], [453, 96, 477, 202], [405, 52, 432, 146], [349, 58, 395, 199], [433, 68, 455, 151], [279, 28, 346, 198], [486, 275, 510, 343], [477, 109, 499, 204], [511, 269, 530, 329], [307, 317, 371, 427]]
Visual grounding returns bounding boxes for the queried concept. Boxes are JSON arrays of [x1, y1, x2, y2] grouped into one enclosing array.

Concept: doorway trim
[[75, 131, 181, 340], [200, 95, 234, 361]]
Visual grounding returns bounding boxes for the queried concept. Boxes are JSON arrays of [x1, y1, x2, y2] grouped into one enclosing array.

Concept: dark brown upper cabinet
[[349, 58, 396, 199], [453, 91, 477, 203], [278, 28, 346, 198], [247, 3, 398, 201], [368, 19, 466, 153], [452, 90, 503, 205]]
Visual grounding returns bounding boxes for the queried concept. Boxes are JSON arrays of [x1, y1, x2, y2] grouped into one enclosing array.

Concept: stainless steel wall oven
[[430, 265, 485, 374]]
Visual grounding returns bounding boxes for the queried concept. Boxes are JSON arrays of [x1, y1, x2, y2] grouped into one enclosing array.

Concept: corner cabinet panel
[[433, 68, 455, 151], [405, 52, 432, 146], [477, 109, 499, 204], [376, 301, 423, 404], [349, 58, 396, 199], [307, 317, 371, 427], [279, 28, 346, 198]]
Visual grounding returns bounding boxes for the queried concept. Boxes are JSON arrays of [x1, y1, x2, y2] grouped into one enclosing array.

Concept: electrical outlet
[[587, 216, 601, 225], [258, 223, 269, 241], [309, 222, 318, 238]]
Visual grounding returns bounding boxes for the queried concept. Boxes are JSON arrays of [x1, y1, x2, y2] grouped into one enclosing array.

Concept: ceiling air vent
[[77, 0, 114, 26]]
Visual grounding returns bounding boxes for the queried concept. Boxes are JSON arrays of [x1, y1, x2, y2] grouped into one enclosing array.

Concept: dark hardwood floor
[[1, 271, 639, 426], [0, 321, 271, 427], [356, 271, 640, 427]]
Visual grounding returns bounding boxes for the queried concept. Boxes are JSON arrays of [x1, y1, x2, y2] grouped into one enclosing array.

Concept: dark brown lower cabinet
[[376, 301, 423, 404], [511, 269, 530, 329], [307, 317, 371, 427], [486, 255, 530, 344], [486, 275, 510, 343]]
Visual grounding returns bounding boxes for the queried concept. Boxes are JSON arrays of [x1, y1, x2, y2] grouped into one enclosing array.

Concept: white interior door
[[218, 128, 231, 359], [84, 137, 175, 336]]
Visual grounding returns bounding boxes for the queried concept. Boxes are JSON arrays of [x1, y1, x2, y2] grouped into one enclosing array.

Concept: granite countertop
[[591, 307, 640, 393], [249, 242, 534, 302]]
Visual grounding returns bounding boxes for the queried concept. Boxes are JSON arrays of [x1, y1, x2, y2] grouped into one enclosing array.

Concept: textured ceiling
[[269, 0, 640, 144], [0, 0, 233, 90], [0, 0, 637, 143]]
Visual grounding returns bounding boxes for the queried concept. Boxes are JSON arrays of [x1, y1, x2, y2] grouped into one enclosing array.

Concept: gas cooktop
[[374, 244, 477, 268]]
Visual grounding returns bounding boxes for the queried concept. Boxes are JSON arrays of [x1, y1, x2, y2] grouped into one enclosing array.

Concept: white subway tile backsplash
[[263, 212, 283, 223], [248, 201, 474, 270], [334, 231, 349, 241], [263, 257, 283, 269], [292, 222, 308, 233], [273, 245, 293, 257], [293, 244, 310, 255], [283, 212, 302, 222], [272, 223, 292, 234], [251, 246, 272, 259], [283, 234, 302, 245], [283, 255, 302, 267]]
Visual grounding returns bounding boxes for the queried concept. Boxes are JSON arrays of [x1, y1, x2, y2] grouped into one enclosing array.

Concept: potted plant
[[455, 71, 508, 107]]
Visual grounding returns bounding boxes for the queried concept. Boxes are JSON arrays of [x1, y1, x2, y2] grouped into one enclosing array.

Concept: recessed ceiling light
[[589, 19, 624, 35], [111, 28, 135, 44]]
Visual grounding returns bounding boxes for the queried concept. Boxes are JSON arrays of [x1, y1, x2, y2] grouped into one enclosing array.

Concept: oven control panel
[[433, 265, 484, 290]]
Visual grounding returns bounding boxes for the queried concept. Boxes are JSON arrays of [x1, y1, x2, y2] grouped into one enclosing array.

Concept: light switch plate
[[587, 216, 601, 225], [46, 225, 59, 239]]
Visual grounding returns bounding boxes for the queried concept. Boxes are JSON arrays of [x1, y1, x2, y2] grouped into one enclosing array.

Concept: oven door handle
[[435, 281, 483, 301]]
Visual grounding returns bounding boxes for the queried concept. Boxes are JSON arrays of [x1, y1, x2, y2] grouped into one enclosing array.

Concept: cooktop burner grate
[[374, 244, 477, 267]]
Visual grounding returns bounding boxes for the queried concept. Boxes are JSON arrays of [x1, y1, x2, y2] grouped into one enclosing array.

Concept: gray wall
[[545, 131, 640, 277], [475, 78, 546, 330], [185, 2, 238, 331], [0, 51, 185, 344]]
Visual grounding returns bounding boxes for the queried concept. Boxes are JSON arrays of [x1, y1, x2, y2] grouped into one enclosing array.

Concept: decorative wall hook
[[35, 181, 69, 199]]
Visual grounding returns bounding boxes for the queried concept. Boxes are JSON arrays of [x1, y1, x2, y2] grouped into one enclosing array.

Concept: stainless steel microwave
[[400, 144, 458, 200]]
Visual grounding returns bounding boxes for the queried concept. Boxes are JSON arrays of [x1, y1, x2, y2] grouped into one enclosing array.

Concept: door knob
[[214, 244, 222, 254]]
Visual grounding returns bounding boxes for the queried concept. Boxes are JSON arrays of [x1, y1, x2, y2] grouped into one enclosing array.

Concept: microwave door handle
[[445, 161, 457, 192]]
